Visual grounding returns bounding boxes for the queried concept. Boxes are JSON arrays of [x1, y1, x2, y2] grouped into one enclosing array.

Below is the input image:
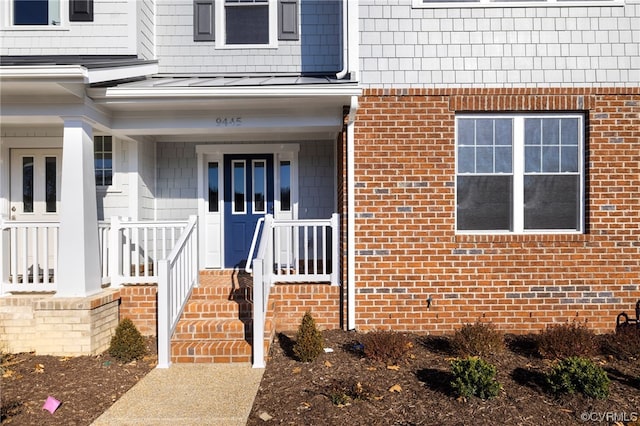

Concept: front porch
[[0, 214, 341, 368]]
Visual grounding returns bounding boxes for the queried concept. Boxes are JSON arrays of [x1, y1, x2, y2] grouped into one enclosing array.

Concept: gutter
[[335, 0, 349, 80]]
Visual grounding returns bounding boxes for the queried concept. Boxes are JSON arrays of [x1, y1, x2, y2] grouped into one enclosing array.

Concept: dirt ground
[[2, 331, 639, 426], [1, 337, 156, 425], [248, 330, 640, 426]]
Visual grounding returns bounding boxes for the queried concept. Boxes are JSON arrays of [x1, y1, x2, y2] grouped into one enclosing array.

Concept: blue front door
[[224, 154, 274, 268]]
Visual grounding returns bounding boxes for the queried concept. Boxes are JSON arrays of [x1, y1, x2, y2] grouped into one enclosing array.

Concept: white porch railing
[[157, 215, 199, 368], [0, 220, 59, 293], [106, 217, 189, 287], [251, 213, 340, 368]]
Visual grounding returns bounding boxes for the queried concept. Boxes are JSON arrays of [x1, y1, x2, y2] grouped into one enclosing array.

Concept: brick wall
[[270, 284, 341, 332], [118, 285, 158, 336], [351, 87, 640, 334]]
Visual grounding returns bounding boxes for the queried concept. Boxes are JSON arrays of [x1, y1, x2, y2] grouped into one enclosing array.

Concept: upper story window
[[225, 0, 269, 45], [13, 0, 61, 26], [413, 0, 623, 7], [193, 0, 298, 47], [456, 114, 584, 234], [10, 0, 92, 26]]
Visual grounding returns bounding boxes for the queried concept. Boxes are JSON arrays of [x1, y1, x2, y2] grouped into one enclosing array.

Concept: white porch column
[[56, 119, 102, 297]]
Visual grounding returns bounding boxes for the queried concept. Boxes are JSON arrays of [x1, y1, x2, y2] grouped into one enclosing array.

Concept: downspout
[[346, 95, 358, 330], [335, 0, 349, 79]]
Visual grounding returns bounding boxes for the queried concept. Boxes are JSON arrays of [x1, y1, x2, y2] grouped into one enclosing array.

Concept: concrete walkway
[[92, 363, 264, 426]]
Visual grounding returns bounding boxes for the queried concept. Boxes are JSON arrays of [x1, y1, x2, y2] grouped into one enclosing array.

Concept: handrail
[[157, 215, 199, 369], [252, 214, 274, 368], [245, 216, 265, 274]]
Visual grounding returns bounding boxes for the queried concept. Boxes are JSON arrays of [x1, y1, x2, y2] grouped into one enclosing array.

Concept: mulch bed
[[248, 330, 640, 426], [1, 337, 156, 425]]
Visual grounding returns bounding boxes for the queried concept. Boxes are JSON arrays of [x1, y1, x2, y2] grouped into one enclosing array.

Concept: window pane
[[542, 118, 560, 146], [524, 175, 580, 230], [542, 145, 560, 172], [476, 147, 494, 173], [458, 120, 475, 146], [23, 157, 34, 213], [495, 119, 512, 146], [457, 147, 475, 173], [525, 146, 541, 173], [561, 147, 578, 172], [45, 157, 56, 213], [495, 147, 512, 173], [476, 119, 494, 145], [280, 161, 291, 211], [95, 136, 113, 186], [14, 0, 48, 25], [253, 160, 266, 213], [457, 176, 512, 231], [233, 161, 246, 213], [208, 162, 219, 213], [226, 5, 269, 44], [525, 118, 541, 145], [561, 118, 579, 145]]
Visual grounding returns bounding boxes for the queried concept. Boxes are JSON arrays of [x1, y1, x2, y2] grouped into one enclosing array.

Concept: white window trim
[[412, 0, 624, 8], [455, 113, 585, 235], [4, 0, 69, 29], [216, 0, 278, 49]]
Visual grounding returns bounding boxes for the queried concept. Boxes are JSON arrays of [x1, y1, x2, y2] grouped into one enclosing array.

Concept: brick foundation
[[270, 283, 341, 332], [351, 87, 640, 334], [0, 290, 120, 356], [117, 285, 158, 336]]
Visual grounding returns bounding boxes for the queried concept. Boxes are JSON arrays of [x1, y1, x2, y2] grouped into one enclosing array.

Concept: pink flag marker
[[42, 396, 61, 414]]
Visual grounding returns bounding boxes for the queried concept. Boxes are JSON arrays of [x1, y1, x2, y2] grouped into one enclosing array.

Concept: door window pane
[[208, 162, 219, 213], [45, 156, 56, 213], [22, 156, 34, 213], [280, 161, 291, 211], [94, 136, 113, 186], [253, 160, 266, 213], [233, 160, 246, 213]]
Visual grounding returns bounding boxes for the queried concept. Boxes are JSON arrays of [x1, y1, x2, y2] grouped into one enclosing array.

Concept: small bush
[[602, 327, 640, 361], [360, 330, 412, 364], [537, 321, 597, 359], [450, 356, 502, 400], [546, 356, 610, 399], [108, 318, 147, 363], [450, 322, 505, 357], [293, 311, 324, 362]]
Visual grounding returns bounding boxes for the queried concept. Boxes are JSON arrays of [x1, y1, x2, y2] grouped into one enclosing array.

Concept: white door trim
[[196, 143, 299, 269]]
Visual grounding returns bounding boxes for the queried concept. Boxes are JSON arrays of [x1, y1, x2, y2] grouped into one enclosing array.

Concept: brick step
[[170, 338, 272, 364], [181, 300, 253, 319], [173, 318, 251, 341], [171, 340, 252, 363], [189, 285, 252, 301]]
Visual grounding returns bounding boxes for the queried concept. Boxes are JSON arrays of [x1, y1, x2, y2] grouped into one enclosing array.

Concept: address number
[[215, 117, 242, 127]]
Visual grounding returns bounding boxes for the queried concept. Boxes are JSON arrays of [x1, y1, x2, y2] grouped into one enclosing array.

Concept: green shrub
[[450, 322, 505, 357], [537, 321, 597, 359], [108, 318, 147, 363], [602, 327, 640, 361], [293, 311, 324, 362], [546, 356, 610, 399], [450, 356, 502, 400], [360, 330, 412, 364]]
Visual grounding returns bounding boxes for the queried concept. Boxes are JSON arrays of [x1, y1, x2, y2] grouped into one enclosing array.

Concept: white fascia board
[[0, 63, 159, 85], [0, 65, 87, 82], [86, 63, 159, 84], [92, 84, 362, 100]]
